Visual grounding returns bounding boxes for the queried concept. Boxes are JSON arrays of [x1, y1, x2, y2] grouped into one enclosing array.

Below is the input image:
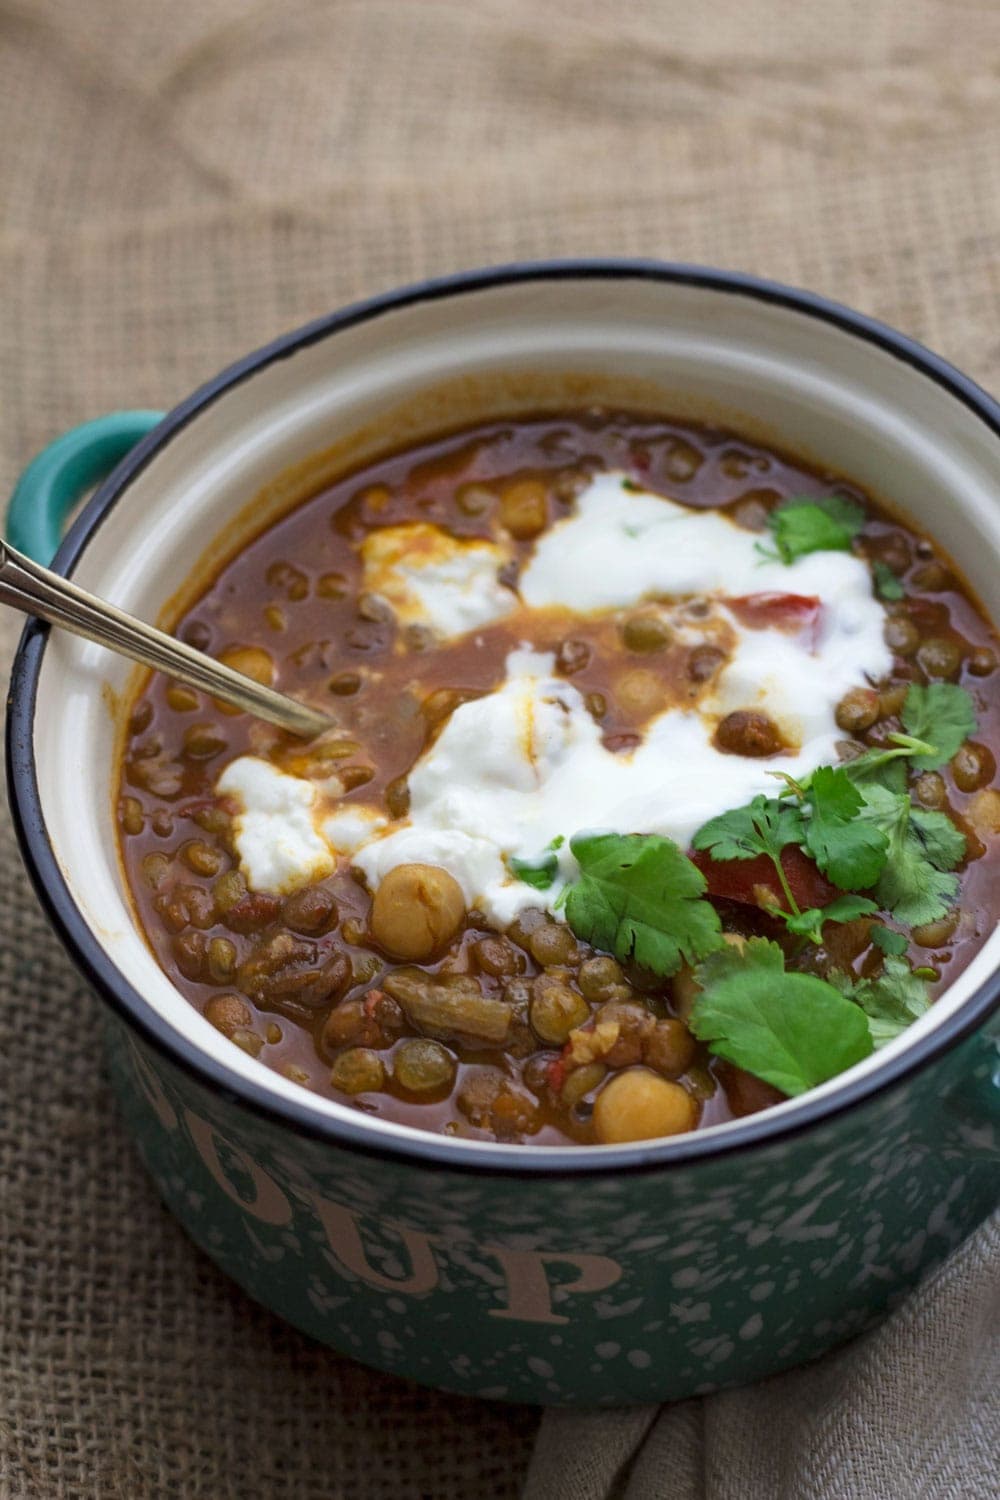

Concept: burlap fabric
[[1, 2, 998, 1495]]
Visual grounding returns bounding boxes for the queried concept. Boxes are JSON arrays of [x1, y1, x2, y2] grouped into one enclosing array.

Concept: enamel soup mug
[[7, 264, 1000, 1406]]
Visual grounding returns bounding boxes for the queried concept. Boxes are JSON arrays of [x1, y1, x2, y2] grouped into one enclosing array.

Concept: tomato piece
[[690, 844, 838, 911], [727, 592, 821, 634]]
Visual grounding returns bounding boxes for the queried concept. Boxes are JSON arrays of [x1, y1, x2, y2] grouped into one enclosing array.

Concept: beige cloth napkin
[[1, 2, 998, 1495]]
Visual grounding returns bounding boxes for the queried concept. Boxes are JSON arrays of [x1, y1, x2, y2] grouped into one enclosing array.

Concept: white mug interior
[[28, 272, 1000, 1154]]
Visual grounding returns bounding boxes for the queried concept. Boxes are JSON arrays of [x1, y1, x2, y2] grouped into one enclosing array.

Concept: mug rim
[[8, 257, 1000, 1179]]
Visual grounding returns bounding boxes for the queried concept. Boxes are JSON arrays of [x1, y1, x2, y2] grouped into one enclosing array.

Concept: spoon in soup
[[0, 539, 332, 739]]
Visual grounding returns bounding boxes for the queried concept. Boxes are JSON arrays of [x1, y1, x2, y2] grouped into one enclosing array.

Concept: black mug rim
[[7, 258, 1000, 1179]]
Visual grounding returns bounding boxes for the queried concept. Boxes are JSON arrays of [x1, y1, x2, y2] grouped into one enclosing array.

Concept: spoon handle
[[0, 540, 332, 740]]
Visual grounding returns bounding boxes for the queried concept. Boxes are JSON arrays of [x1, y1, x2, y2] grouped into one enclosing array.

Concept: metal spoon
[[0, 539, 332, 740]]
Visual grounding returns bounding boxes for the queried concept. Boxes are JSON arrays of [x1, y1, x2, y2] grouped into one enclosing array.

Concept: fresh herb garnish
[[831, 956, 931, 1048], [900, 683, 978, 771], [800, 765, 889, 890], [561, 832, 723, 977], [760, 495, 865, 564], [869, 924, 908, 957], [692, 794, 804, 879], [688, 938, 874, 1095], [857, 784, 964, 926], [782, 893, 879, 946], [840, 684, 977, 785], [510, 854, 559, 891], [510, 836, 566, 890], [691, 791, 878, 942], [873, 561, 905, 600]]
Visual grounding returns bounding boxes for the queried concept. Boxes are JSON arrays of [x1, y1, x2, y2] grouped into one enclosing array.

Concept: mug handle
[[6, 411, 164, 566]]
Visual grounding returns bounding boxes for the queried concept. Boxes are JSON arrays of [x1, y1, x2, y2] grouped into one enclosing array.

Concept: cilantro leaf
[[802, 766, 888, 890], [859, 784, 962, 926], [764, 495, 865, 565], [870, 924, 908, 957], [692, 795, 804, 864], [782, 894, 879, 946], [873, 561, 905, 600], [510, 853, 559, 891], [689, 938, 873, 1095], [909, 806, 966, 870], [563, 832, 723, 977], [843, 749, 909, 794], [900, 683, 977, 771], [843, 956, 931, 1048]]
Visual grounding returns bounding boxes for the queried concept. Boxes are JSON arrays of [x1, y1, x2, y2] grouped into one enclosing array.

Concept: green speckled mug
[[7, 263, 1000, 1405]]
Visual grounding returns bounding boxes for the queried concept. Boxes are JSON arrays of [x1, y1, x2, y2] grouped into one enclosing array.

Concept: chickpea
[[330, 1048, 385, 1094], [593, 1070, 697, 1143], [951, 742, 996, 793], [622, 614, 672, 654], [204, 993, 252, 1037], [835, 687, 880, 735], [714, 710, 782, 757], [500, 479, 547, 539], [530, 977, 590, 1044], [917, 636, 962, 681], [393, 1038, 455, 1093], [967, 788, 1000, 838], [369, 863, 466, 960], [884, 615, 920, 657], [585, 692, 608, 721], [528, 922, 577, 966]]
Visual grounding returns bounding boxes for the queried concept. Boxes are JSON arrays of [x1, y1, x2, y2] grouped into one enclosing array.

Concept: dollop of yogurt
[[219, 473, 893, 926]]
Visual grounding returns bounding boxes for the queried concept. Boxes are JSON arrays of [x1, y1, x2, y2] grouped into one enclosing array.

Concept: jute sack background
[[0, 2, 998, 1496]]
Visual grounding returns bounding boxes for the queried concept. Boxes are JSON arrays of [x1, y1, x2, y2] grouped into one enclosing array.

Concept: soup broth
[[117, 411, 1000, 1146]]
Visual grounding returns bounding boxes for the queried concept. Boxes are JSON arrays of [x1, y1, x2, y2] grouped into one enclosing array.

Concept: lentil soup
[[116, 412, 1000, 1146]]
